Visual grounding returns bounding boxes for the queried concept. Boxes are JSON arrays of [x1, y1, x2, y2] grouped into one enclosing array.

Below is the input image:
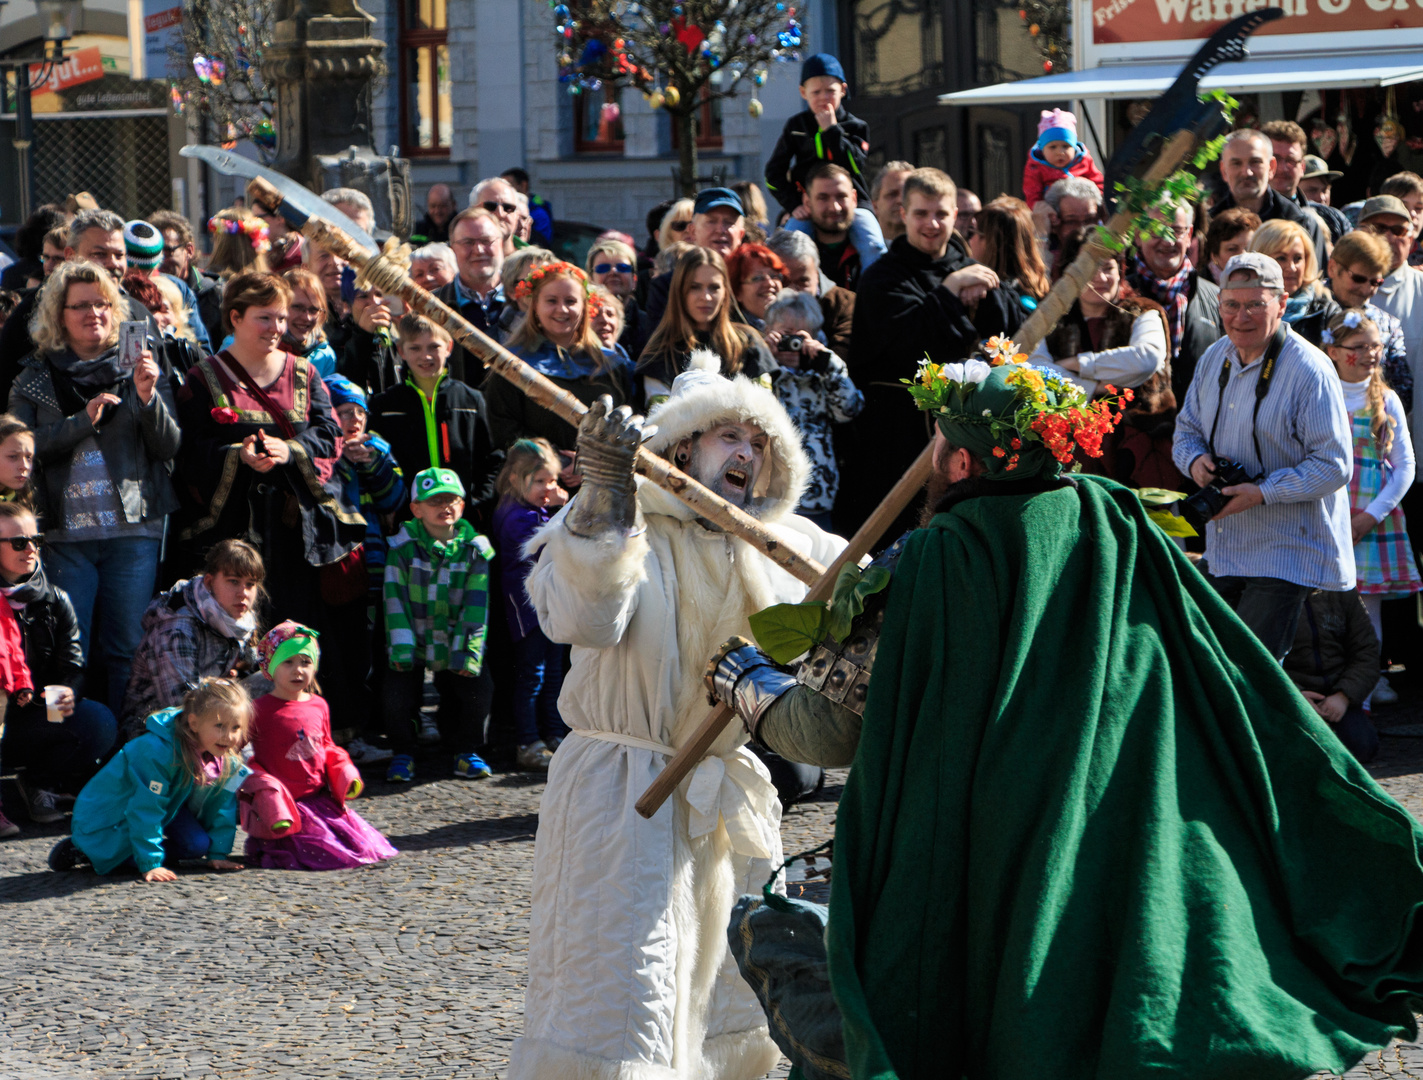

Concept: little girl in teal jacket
[[53, 679, 252, 880]]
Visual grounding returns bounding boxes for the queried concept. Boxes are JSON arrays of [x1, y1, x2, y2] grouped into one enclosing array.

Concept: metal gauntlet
[[704, 636, 798, 740], [565, 395, 653, 539]]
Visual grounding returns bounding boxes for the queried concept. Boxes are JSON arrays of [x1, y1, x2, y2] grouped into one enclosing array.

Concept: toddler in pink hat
[[1022, 108, 1105, 209]]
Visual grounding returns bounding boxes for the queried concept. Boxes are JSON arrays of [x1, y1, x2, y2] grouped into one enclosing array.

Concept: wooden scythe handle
[[246, 175, 824, 588], [633, 128, 1203, 820]]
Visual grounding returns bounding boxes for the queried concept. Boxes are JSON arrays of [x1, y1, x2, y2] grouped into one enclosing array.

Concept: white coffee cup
[[44, 684, 65, 723]]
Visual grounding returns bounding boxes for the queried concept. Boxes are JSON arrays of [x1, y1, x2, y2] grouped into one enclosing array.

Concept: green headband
[[268, 634, 319, 674]]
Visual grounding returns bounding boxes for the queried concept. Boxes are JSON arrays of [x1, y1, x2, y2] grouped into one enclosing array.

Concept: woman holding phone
[[8, 259, 178, 707]]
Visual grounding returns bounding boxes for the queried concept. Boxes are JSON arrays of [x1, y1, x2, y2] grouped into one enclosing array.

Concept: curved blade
[[180, 144, 379, 254], [1104, 8, 1285, 195]]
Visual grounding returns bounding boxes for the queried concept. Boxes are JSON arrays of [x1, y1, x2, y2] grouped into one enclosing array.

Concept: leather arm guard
[[565, 395, 652, 539], [705, 636, 798, 741]]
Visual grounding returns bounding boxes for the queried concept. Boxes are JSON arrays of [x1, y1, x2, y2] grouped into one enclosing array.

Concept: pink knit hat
[[1038, 109, 1077, 138]]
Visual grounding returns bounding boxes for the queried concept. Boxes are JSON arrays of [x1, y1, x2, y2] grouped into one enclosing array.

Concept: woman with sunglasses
[[1325, 229, 1413, 414], [0, 500, 117, 830], [9, 260, 178, 711], [656, 199, 694, 253], [1250, 219, 1340, 348], [585, 238, 648, 361]]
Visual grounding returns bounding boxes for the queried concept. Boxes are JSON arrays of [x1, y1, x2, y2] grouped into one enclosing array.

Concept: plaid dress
[[1349, 408, 1423, 597]]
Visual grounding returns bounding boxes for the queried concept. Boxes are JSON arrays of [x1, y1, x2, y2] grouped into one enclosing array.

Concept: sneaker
[[0, 811, 19, 839], [1374, 676, 1400, 706], [385, 754, 415, 783], [452, 752, 492, 780], [16, 774, 64, 824], [517, 740, 554, 771], [47, 836, 86, 871], [348, 737, 394, 765], [416, 714, 441, 745]]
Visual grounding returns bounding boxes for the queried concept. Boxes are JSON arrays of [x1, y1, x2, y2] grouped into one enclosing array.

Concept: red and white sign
[[144, 5, 181, 32], [1093, 0, 1423, 45], [29, 47, 104, 94]]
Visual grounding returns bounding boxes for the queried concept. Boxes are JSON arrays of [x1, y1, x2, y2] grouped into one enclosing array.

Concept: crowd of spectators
[[6, 54, 1423, 841]]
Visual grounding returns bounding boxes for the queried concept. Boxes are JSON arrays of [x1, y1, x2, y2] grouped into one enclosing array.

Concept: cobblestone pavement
[[4, 706, 1423, 1079]]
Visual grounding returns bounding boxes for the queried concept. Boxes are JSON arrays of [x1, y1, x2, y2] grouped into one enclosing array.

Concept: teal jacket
[[71, 708, 251, 874]]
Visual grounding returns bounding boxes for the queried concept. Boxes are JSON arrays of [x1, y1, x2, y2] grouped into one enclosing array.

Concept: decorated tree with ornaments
[[552, 0, 807, 195], [1017, 0, 1070, 73], [170, 0, 279, 159]]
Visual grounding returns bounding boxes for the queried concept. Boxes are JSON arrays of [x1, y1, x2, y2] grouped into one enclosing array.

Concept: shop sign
[[28, 47, 104, 94], [143, 0, 185, 80], [1093, 0, 1423, 44]]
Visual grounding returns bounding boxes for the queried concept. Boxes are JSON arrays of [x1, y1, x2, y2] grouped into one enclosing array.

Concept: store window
[[575, 84, 626, 152], [400, 0, 451, 155]]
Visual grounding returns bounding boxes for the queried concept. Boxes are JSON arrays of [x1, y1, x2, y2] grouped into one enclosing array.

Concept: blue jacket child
[[68, 708, 251, 875]]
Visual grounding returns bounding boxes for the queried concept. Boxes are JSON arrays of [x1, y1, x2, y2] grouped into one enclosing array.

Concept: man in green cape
[[706, 352, 1423, 1079]]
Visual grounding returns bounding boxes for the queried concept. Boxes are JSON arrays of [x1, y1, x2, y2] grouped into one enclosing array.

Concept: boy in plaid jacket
[[381, 467, 495, 783]]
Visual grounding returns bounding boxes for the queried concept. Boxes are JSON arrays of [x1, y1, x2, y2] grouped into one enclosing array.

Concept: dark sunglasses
[[482, 200, 518, 215], [1344, 268, 1385, 289], [668, 220, 690, 232], [594, 262, 634, 274], [4, 534, 42, 552], [1366, 221, 1411, 238]]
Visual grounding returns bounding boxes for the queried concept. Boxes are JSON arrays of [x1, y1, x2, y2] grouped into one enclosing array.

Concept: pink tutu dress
[[244, 693, 397, 871]]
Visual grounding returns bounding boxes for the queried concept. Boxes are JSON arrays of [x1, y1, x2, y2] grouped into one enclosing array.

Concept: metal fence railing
[[33, 115, 171, 219]]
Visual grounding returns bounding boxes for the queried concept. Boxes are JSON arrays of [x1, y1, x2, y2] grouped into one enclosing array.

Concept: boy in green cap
[[382, 467, 495, 782]]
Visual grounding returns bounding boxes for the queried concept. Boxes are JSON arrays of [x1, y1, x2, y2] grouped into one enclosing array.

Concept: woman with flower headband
[[705, 341, 1423, 1080], [484, 260, 636, 475], [205, 207, 272, 279], [172, 271, 365, 733]]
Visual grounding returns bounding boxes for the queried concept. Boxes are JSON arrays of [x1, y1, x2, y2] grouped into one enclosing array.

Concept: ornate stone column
[[263, 0, 411, 236]]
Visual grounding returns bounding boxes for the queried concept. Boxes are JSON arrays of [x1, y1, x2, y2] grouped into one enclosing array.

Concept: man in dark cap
[[642, 186, 747, 329]]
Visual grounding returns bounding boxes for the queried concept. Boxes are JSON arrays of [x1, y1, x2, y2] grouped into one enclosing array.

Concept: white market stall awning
[[938, 50, 1423, 106]]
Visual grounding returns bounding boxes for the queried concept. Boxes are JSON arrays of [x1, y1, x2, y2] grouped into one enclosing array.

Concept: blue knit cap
[[324, 374, 367, 410], [801, 53, 846, 85]]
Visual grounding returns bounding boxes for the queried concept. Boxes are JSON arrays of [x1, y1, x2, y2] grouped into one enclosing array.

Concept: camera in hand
[[1170, 457, 1258, 534], [785, 335, 803, 352]]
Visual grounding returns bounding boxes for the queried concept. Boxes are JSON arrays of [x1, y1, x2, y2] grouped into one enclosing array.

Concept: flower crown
[[208, 214, 271, 258], [512, 260, 588, 302], [903, 335, 1132, 471]]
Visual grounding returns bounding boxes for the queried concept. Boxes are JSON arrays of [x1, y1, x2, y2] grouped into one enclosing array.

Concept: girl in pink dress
[[242, 621, 397, 870]]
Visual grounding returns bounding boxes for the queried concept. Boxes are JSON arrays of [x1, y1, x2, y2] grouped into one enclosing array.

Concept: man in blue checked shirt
[[1173, 251, 1355, 660]]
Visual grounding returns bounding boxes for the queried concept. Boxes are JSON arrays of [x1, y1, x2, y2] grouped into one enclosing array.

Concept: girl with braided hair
[[1322, 306, 1422, 695]]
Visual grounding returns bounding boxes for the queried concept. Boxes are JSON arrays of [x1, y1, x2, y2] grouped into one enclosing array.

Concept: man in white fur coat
[[508, 353, 845, 1079]]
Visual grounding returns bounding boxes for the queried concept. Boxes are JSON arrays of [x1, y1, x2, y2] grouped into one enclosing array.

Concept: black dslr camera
[[1170, 457, 1258, 534]]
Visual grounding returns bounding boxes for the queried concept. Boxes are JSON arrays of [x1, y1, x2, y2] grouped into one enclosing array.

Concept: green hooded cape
[[825, 474, 1423, 1079]]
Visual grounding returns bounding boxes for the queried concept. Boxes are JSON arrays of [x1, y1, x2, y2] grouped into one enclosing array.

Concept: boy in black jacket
[[765, 52, 886, 277], [367, 312, 503, 528]]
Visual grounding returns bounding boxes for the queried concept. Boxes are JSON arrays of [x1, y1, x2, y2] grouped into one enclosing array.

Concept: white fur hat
[[644, 349, 810, 522]]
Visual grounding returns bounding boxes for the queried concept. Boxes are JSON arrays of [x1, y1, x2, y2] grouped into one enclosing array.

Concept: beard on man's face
[[686, 444, 762, 517]]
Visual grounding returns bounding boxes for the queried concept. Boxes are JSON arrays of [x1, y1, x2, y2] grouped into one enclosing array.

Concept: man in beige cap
[[1173, 251, 1354, 660], [1363, 194, 1423, 451], [1299, 155, 1343, 206]]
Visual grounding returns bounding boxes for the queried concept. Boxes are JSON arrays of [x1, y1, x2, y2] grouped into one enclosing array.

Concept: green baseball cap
[[412, 467, 465, 501]]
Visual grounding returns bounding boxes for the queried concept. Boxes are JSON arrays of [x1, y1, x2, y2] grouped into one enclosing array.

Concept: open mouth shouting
[[724, 467, 748, 492]]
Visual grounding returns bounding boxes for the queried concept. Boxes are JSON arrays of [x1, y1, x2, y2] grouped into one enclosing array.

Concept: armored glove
[[565, 394, 656, 539], [704, 636, 798, 740]]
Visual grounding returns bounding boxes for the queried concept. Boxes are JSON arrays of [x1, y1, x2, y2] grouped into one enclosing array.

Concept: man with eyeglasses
[[1173, 252, 1354, 661], [1262, 120, 1351, 244], [1126, 198, 1222, 400], [1359, 195, 1423, 448], [1323, 228, 1411, 413], [1213, 129, 1328, 270], [468, 177, 523, 257], [434, 206, 506, 385], [501, 167, 554, 248], [1033, 175, 1101, 261]]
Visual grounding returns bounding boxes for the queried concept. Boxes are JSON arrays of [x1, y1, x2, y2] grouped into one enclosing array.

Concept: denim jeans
[[511, 628, 569, 747], [0, 697, 116, 792], [118, 805, 209, 869], [47, 537, 161, 707], [1334, 705, 1380, 764], [1201, 567, 1311, 661], [784, 207, 888, 272], [383, 665, 492, 755]]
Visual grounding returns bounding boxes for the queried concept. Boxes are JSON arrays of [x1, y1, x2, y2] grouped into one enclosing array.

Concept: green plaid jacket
[[383, 518, 495, 674]]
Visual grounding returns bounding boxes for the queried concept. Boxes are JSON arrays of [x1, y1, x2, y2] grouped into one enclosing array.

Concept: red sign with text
[[29, 47, 104, 94], [1093, 0, 1423, 45]]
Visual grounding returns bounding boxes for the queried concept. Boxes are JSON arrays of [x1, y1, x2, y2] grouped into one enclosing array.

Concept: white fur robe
[[510, 479, 844, 1080]]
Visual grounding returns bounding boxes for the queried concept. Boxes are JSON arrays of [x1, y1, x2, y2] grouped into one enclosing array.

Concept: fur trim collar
[[644, 351, 809, 523]]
